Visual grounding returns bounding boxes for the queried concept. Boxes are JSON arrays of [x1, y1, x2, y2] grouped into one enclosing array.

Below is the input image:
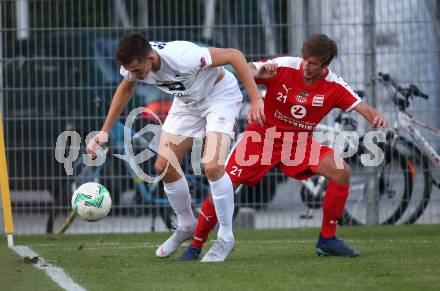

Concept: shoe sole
[[177, 256, 199, 262], [315, 247, 360, 257], [316, 247, 329, 257], [156, 246, 177, 258], [155, 226, 196, 258], [200, 247, 235, 263]]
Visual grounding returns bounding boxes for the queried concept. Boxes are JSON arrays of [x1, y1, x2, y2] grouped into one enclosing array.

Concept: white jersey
[[120, 41, 223, 106]]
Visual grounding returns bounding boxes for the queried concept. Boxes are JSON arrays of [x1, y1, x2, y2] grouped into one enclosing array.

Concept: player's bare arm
[[86, 79, 137, 157], [354, 102, 388, 128], [247, 62, 278, 79], [208, 47, 265, 125]]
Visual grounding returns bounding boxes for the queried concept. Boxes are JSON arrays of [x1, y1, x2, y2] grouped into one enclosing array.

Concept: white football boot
[[200, 238, 235, 262], [155, 223, 196, 258]]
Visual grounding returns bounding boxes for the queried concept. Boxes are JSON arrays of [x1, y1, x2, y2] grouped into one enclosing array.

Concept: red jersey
[[250, 57, 361, 133]]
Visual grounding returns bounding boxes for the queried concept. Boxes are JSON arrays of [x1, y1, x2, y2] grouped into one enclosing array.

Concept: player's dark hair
[[301, 34, 338, 66], [115, 32, 152, 65]]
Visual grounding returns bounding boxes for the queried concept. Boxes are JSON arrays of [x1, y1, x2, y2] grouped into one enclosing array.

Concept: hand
[[255, 62, 278, 79], [247, 98, 266, 126], [86, 131, 109, 159], [372, 115, 388, 128]]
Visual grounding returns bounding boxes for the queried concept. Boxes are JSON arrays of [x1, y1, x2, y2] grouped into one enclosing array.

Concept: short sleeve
[[161, 41, 213, 73], [197, 47, 213, 70], [325, 72, 362, 112], [336, 85, 362, 112]]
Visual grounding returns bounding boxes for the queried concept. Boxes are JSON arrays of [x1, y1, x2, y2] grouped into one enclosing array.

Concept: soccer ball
[[71, 182, 112, 221]]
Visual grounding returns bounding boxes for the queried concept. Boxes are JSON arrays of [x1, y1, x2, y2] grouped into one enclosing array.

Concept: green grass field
[[1, 225, 440, 291]]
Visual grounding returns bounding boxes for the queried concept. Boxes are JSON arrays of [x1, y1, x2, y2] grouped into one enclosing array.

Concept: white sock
[[163, 177, 196, 231], [209, 173, 234, 242]]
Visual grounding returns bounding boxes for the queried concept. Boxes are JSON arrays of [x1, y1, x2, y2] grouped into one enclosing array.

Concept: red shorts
[[225, 129, 333, 186]]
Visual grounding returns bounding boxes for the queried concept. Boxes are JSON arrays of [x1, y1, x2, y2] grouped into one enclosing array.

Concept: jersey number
[[229, 166, 242, 177], [277, 92, 287, 103]]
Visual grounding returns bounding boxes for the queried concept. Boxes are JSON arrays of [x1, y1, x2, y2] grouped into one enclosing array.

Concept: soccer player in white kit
[[86, 32, 265, 262]]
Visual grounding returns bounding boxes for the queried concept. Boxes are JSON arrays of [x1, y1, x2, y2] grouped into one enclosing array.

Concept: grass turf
[[1, 225, 440, 291], [0, 240, 60, 291]]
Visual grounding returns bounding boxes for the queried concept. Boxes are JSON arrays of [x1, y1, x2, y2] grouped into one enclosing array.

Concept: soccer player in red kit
[[178, 34, 388, 262]]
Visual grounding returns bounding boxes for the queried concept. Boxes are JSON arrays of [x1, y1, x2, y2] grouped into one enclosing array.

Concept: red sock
[[191, 196, 218, 250], [321, 180, 349, 238]]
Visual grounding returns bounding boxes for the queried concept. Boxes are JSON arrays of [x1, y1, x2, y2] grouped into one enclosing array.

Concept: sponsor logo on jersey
[[275, 110, 316, 130], [312, 95, 325, 106], [295, 91, 308, 103], [290, 105, 307, 119], [200, 57, 207, 70]]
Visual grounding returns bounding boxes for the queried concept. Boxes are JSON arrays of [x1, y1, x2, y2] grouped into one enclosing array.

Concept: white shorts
[[162, 70, 243, 138]]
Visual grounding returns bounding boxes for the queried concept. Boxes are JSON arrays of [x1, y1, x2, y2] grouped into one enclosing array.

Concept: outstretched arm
[[354, 102, 388, 128], [86, 79, 137, 157], [208, 47, 265, 125]]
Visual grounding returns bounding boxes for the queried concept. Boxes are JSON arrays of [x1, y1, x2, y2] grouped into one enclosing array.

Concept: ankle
[[189, 246, 201, 255], [318, 234, 335, 244]]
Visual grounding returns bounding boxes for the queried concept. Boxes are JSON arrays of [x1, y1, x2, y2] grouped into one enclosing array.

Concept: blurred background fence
[[1, 0, 440, 234]]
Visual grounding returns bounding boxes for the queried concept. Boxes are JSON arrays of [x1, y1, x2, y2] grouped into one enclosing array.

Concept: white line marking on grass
[[11, 245, 86, 291]]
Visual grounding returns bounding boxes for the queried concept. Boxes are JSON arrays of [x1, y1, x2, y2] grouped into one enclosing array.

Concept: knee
[[155, 159, 166, 175], [204, 163, 225, 181], [155, 159, 183, 183]]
